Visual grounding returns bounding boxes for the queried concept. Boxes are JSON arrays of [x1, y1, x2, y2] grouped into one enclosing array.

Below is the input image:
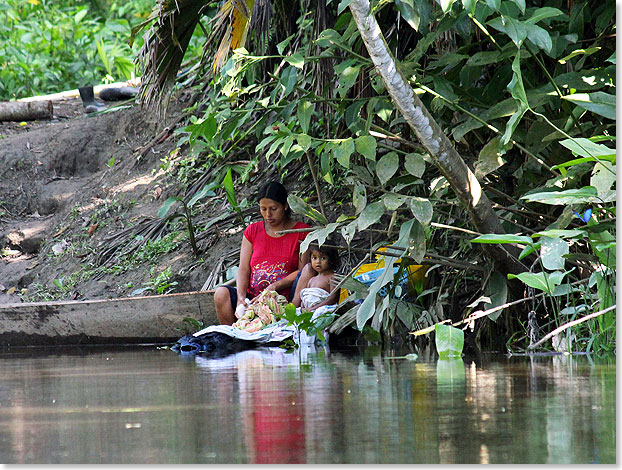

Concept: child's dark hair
[[309, 243, 340, 271], [256, 181, 291, 217]]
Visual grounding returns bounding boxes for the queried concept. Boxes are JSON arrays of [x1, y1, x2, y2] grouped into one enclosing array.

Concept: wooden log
[[0, 290, 217, 347], [0, 100, 53, 121]]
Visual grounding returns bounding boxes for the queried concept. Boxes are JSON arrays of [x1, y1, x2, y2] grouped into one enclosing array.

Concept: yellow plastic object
[[337, 261, 429, 303]]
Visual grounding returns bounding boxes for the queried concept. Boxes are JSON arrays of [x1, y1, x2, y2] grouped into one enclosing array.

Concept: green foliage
[[281, 303, 337, 346], [140, 0, 615, 353], [0, 0, 155, 99], [435, 324, 464, 358]]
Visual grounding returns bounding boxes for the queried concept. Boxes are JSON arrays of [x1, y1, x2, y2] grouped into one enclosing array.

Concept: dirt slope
[[0, 94, 240, 305]]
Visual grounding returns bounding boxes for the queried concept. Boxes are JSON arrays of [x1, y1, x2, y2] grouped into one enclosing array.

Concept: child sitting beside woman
[[292, 243, 340, 311]]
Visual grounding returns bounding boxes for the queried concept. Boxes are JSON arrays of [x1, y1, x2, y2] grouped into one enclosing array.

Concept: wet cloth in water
[[300, 287, 331, 310]]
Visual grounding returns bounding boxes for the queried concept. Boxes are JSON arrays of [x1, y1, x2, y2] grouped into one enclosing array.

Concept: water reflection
[[0, 347, 615, 464]]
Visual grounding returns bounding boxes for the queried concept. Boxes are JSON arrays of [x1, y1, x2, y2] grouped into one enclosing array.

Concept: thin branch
[[528, 305, 616, 350]]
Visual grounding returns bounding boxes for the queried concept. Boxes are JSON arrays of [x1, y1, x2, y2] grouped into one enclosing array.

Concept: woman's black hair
[[309, 243, 341, 271], [257, 181, 291, 217]]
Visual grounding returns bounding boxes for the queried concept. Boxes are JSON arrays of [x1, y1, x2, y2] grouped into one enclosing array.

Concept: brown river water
[[0, 345, 615, 464]]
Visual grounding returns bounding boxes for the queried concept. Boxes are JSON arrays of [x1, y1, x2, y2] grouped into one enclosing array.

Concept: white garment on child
[[300, 287, 330, 310]]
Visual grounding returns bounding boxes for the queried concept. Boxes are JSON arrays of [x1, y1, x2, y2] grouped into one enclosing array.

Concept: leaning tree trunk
[[349, 0, 523, 269]]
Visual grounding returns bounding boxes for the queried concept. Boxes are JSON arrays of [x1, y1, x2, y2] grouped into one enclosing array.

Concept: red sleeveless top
[[244, 220, 309, 298]]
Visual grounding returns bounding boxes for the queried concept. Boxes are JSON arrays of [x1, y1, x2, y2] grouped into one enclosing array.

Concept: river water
[[0, 345, 615, 464]]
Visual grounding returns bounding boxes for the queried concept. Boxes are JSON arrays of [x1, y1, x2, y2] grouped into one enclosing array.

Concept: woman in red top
[[214, 181, 310, 325]]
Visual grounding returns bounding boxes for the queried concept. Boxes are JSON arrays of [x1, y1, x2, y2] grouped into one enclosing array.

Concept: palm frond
[[134, 0, 209, 108], [211, 0, 256, 73]]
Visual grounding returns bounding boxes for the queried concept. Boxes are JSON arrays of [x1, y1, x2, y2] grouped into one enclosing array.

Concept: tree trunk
[[349, 0, 524, 270], [0, 101, 53, 121]]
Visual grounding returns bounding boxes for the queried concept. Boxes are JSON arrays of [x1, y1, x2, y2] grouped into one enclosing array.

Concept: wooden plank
[[0, 290, 217, 347]]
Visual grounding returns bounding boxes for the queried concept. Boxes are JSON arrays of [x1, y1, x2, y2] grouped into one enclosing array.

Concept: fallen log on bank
[[0, 100, 53, 121], [0, 290, 217, 347]]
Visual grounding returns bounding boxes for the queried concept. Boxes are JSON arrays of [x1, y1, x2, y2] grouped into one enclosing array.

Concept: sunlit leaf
[[355, 135, 377, 160], [376, 152, 399, 185], [435, 324, 464, 358], [404, 153, 426, 177], [332, 138, 355, 168], [525, 7, 565, 24], [559, 138, 615, 159], [471, 233, 533, 245], [409, 197, 432, 226], [158, 196, 179, 218], [285, 52, 304, 69], [297, 100, 312, 134], [521, 186, 600, 205], [357, 201, 385, 231], [540, 237, 568, 271], [352, 181, 367, 215], [287, 194, 329, 225], [383, 193, 406, 211], [562, 92, 615, 120]]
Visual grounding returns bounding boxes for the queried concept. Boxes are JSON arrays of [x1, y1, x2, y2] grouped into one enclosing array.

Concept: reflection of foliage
[[137, 1, 614, 353]]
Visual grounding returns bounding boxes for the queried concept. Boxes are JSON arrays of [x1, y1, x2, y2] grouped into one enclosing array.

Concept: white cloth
[[192, 319, 295, 343], [300, 287, 330, 310]]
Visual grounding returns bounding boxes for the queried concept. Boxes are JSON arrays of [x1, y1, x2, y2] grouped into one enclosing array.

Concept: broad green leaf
[[485, 271, 507, 321], [525, 7, 564, 24], [352, 181, 367, 215], [471, 233, 533, 245], [534, 229, 586, 239], [461, 0, 477, 14], [404, 153, 426, 177], [521, 186, 600, 205], [376, 152, 399, 185], [435, 324, 464, 358], [276, 34, 294, 54], [223, 167, 237, 208], [285, 52, 304, 69], [510, 0, 525, 14], [590, 161, 616, 202], [508, 53, 528, 106], [407, 220, 426, 263], [409, 197, 433, 226], [188, 182, 218, 207], [279, 66, 297, 95], [508, 271, 568, 295], [558, 47, 601, 64], [466, 51, 501, 66], [484, 0, 500, 11], [488, 15, 527, 47], [315, 29, 342, 48], [355, 135, 377, 160], [525, 22, 552, 52], [606, 51, 615, 64], [333, 138, 355, 168], [440, 0, 455, 13], [287, 194, 329, 225], [394, 0, 421, 30], [540, 237, 568, 271], [297, 100, 312, 134], [562, 92, 615, 120], [341, 220, 357, 245], [345, 100, 365, 129], [383, 193, 406, 211], [334, 61, 361, 98], [158, 197, 179, 218], [337, 0, 353, 14], [297, 133, 311, 151], [559, 138, 615, 159], [474, 137, 506, 178], [75, 9, 88, 23], [300, 222, 340, 253], [357, 201, 385, 231]]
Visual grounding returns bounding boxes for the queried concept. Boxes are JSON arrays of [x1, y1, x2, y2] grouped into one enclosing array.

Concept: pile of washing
[[171, 290, 335, 356]]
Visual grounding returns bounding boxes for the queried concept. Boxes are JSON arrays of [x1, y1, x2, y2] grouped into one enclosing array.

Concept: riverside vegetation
[[0, 0, 615, 355]]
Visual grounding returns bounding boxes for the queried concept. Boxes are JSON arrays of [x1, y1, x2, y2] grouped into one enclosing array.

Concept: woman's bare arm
[[236, 236, 252, 305]]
